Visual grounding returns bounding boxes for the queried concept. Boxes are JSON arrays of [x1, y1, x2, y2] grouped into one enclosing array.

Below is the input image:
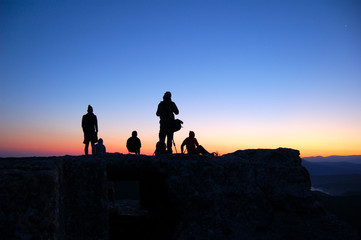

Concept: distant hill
[[303, 155, 361, 164], [302, 160, 361, 176], [302, 159, 361, 196]]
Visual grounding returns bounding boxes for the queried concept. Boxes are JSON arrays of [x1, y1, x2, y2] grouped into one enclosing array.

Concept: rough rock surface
[[0, 157, 61, 240], [160, 149, 359, 239], [0, 148, 359, 240], [0, 156, 108, 240]]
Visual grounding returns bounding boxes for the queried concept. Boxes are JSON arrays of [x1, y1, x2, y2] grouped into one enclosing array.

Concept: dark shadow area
[[113, 181, 140, 200], [108, 169, 179, 240], [313, 191, 361, 238]]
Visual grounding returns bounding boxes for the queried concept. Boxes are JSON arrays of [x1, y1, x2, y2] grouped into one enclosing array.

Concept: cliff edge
[[0, 148, 358, 239]]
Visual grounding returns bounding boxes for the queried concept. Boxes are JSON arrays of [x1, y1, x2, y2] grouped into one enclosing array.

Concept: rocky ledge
[[0, 148, 359, 240]]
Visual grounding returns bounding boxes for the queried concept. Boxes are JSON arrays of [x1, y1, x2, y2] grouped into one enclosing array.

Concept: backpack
[[172, 119, 183, 132]]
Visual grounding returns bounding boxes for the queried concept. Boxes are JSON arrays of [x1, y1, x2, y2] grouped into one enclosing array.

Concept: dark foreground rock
[[0, 148, 359, 240]]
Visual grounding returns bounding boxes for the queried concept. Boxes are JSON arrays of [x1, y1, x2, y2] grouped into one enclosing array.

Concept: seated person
[[181, 131, 210, 155], [126, 131, 141, 154], [155, 141, 166, 156], [95, 138, 106, 155]]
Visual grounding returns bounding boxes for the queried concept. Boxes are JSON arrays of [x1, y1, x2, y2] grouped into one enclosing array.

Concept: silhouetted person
[[126, 131, 141, 154], [156, 91, 179, 154], [154, 141, 166, 156], [82, 105, 98, 155], [95, 138, 106, 155], [181, 131, 210, 155]]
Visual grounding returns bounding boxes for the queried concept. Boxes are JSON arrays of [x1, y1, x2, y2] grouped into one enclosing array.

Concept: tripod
[[172, 139, 178, 153]]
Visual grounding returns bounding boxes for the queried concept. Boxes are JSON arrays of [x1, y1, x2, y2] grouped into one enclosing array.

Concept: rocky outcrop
[[0, 156, 108, 240], [0, 157, 62, 239], [158, 149, 358, 239], [0, 148, 359, 239]]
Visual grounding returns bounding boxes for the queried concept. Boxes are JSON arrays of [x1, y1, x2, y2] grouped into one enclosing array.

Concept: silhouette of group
[[82, 91, 212, 156]]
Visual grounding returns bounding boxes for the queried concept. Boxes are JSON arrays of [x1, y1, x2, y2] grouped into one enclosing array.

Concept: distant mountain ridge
[[302, 160, 361, 176], [303, 155, 361, 164]]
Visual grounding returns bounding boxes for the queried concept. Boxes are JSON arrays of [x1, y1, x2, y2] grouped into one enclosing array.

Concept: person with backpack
[[126, 131, 141, 154], [156, 91, 179, 154], [181, 131, 210, 155], [82, 105, 98, 155]]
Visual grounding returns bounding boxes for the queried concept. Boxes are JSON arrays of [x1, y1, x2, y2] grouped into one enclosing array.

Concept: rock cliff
[[0, 148, 359, 239]]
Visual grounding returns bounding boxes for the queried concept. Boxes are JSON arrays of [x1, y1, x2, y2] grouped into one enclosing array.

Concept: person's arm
[[195, 139, 199, 147], [95, 116, 98, 132], [172, 102, 179, 115], [156, 102, 161, 116], [81, 116, 85, 130]]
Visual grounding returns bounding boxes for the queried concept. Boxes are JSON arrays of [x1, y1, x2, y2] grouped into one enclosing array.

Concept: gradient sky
[[1, 0, 360, 157]]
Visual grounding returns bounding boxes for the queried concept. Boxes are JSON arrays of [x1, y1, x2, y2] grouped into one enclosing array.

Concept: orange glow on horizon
[[1, 123, 360, 158], [1, 141, 361, 158]]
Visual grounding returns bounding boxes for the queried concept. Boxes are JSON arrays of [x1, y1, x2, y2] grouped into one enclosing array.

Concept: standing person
[[82, 105, 98, 155], [181, 131, 210, 155], [156, 91, 179, 154], [126, 131, 141, 155]]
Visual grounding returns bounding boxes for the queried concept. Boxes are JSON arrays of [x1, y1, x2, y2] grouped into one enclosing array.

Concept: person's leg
[[197, 145, 210, 155], [91, 142, 95, 155], [84, 142, 89, 155], [159, 125, 166, 145]]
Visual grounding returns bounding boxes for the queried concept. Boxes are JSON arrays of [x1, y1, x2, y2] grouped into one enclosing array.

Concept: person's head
[[163, 91, 172, 101], [132, 131, 137, 137], [87, 105, 93, 113], [189, 131, 195, 138], [98, 138, 103, 144]]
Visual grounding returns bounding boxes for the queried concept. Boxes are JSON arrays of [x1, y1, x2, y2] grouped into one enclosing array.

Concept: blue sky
[[1, 0, 360, 157]]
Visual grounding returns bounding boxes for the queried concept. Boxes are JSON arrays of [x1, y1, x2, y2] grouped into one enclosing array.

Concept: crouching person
[[127, 131, 141, 154], [95, 138, 106, 155]]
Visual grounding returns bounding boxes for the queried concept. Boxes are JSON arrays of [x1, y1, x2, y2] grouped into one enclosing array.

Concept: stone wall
[[61, 156, 108, 240], [0, 156, 108, 240], [0, 157, 62, 239], [0, 148, 359, 240]]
